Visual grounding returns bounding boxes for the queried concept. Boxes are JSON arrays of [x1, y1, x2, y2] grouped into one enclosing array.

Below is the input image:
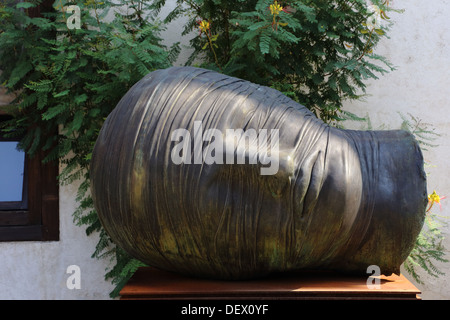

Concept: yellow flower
[[198, 20, 210, 34], [429, 190, 441, 204], [427, 190, 446, 212], [270, 1, 283, 16]]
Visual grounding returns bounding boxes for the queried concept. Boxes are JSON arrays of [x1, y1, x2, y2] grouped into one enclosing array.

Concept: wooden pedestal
[[120, 267, 421, 300]]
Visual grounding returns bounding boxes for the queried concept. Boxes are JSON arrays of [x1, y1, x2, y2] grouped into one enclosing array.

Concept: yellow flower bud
[[270, 1, 283, 16]]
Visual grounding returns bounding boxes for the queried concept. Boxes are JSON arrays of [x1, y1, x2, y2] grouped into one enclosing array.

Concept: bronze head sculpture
[[90, 66, 427, 280]]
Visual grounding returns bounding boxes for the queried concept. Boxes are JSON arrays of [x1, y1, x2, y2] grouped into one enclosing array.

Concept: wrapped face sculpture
[[90, 66, 427, 280]]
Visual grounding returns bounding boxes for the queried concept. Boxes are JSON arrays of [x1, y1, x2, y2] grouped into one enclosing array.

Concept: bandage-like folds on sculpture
[[91, 67, 427, 280]]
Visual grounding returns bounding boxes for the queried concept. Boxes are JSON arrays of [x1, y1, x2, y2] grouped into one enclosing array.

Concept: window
[[0, 139, 27, 210], [0, 115, 59, 241]]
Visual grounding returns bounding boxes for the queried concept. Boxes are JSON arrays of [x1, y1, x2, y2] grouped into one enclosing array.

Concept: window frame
[[0, 117, 59, 242]]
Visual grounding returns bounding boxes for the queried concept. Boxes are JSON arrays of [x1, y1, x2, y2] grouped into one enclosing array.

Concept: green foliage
[[398, 112, 440, 152], [397, 114, 448, 285], [404, 212, 448, 285], [0, 0, 178, 297], [153, 0, 398, 123]]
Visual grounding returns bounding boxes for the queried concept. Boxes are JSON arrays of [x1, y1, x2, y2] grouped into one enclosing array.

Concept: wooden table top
[[120, 267, 421, 300]]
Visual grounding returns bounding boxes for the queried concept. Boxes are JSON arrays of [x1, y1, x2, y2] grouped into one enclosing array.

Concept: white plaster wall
[[159, 1, 195, 66], [0, 177, 115, 299], [342, 0, 450, 299]]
